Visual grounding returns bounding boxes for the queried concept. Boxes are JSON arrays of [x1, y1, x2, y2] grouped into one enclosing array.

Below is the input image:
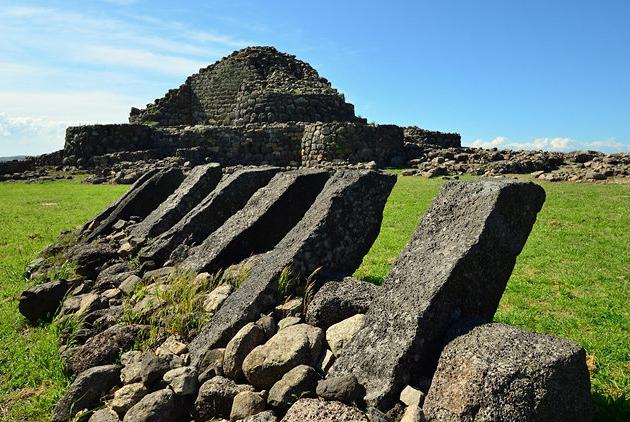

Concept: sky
[[1, 0, 629, 156]]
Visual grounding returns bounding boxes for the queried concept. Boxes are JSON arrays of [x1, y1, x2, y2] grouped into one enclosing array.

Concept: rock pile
[[403, 145, 630, 182], [18, 164, 594, 421]]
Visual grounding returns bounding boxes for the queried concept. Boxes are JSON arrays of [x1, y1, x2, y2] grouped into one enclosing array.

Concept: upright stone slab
[[330, 179, 545, 410], [181, 169, 330, 274], [129, 163, 222, 244], [85, 167, 184, 242], [189, 170, 396, 368], [139, 167, 280, 264], [81, 168, 160, 234]]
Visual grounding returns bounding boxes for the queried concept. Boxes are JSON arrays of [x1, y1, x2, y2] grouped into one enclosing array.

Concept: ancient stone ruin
[[18, 161, 594, 421], [2, 46, 626, 184]]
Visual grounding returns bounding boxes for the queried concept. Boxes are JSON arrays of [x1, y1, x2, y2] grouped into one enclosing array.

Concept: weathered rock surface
[[194, 375, 255, 420], [242, 324, 324, 389], [69, 243, 118, 278], [18, 279, 71, 324], [230, 391, 267, 421], [163, 366, 197, 395], [189, 170, 395, 367], [423, 323, 593, 422], [243, 410, 278, 422], [110, 382, 148, 415], [306, 277, 378, 329], [86, 167, 185, 241], [130, 163, 222, 243], [325, 314, 365, 357], [65, 324, 145, 375], [181, 169, 329, 273], [267, 365, 320, 411], [53, 364, 121, 422], [140, 166, 280, 264], [204, 283, 234, 314], [281, 398, 369, 421], [223, 322, 267, 381], [123, 388, 182, 422], [89, 408, 121, 422], [315, 375, 362, 405], [330, 179, 545, 409]]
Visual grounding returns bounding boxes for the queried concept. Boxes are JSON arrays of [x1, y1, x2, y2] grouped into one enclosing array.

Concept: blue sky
[[1, 0, 629, 156]]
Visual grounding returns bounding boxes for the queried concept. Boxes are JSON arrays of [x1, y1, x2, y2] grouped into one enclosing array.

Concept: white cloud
[[77, 46, 208, 76], [468, 136, 628, 153], [0, 113, 67, 156]]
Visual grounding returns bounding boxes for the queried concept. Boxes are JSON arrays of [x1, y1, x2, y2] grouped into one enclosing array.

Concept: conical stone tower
[[129, 46, 358, 126]]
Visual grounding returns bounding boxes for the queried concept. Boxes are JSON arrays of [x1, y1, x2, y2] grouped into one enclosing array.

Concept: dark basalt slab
[[129, 163, 222, 244], [139, 167, 280, 264], [85, 167, 185, 242], [180, 169, 329, 274], [329, 179, 545, 410], [188, 170, 396, 368]]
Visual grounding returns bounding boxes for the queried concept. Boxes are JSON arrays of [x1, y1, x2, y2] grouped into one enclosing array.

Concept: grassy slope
[[0, 180, 128, 420], [0, 176, 627, 420]]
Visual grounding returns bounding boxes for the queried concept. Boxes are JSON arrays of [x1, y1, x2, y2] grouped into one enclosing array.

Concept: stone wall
[[301, 122, 404, 166], [64, 125, 158, 165], [404, 126, 461, 148], [0, 150, 64, 175]]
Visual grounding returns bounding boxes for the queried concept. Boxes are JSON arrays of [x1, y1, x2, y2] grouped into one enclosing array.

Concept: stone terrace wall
[[0, 150, 64, 175], [301, 122, 404, 166], [64, 125, 158, 165], [404, 126, 461, 148]]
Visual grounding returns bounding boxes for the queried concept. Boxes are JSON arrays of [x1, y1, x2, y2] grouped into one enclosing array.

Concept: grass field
[[0, 175, 628, 420]]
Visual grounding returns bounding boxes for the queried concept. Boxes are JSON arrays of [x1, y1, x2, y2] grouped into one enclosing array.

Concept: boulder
[[139, 166, 280, 264], [86, 167, 185, 242], [69, 243, 118, 278], [194, 376, 255, 420], [163, 366, 197, 395], [110, 383, 148, 415], [242, 324, 324, 389], [18, 279, 71, 324], [423, 323, 593, 422], [130, 163, 222, 243], [197, 348, 225, 383], [281, 398, 369, 421], [224, 322, 267, 381], [315, 375, 362, 405], [278, 316, 301, 331], [306, 277, 378, 329], [65, 324, 145, 375], [88, 408, 121, 422], [204, 284, 234, 314], [325, 314, 365, 357], [53, 364, 121, 422], [242, 410, 278, 422], [123, 388, 182, 422], [400, 404, 425, 422], [268, 365, 321, 411], [230, 391, 267, 421], [330, 180, 545, 409], [182, 169, 329, 274], [400, 385, 424, 407], [189, 170, 395, 368]]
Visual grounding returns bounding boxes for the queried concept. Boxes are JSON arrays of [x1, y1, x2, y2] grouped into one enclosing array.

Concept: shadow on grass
[[593, 391, 630, 421]]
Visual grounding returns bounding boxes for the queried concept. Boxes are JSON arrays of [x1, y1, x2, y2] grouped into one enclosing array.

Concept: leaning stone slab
[[140, 166, 280, 264], [129, 163, 222, 244], [423, 323, 592, 422], [330, 179, 545, 410], [85, 167, 185, 242], [181, 169, 330, 274], [189, 170, 396, 368]]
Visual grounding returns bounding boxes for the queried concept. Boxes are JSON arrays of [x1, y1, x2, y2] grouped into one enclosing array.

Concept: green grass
[[0, 175, 628, 420], [0, 179, 127, 421]]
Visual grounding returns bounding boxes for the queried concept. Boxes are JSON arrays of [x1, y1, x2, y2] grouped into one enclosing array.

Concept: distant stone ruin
[[1, 46, 628, 184], [17, 163, 594, 421]]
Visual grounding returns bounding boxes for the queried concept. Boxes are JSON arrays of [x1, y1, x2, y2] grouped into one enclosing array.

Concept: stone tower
[[129, 46, 358, 126]]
